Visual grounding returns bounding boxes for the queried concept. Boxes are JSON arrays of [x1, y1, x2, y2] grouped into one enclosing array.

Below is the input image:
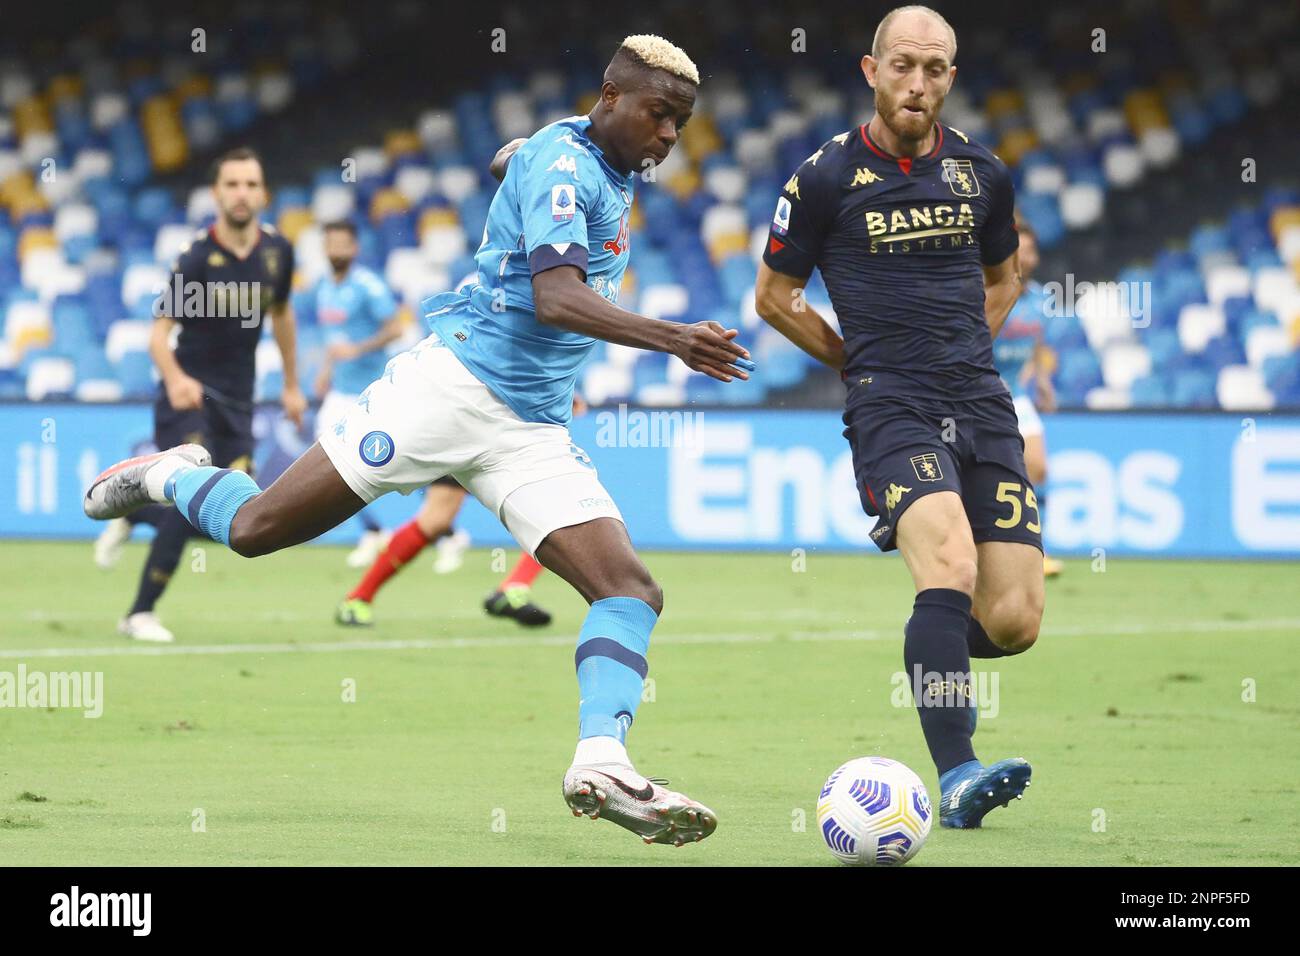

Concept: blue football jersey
[[423, 115, 636, 426], [307, 265, 398, 395], [993, 279, 1045, 396]]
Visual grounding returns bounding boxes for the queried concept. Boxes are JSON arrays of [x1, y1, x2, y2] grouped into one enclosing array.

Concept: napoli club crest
[[359, 430, 395, 467]]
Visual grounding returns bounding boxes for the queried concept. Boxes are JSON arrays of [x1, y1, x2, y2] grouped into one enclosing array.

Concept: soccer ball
[[816, 756, 932, 866]]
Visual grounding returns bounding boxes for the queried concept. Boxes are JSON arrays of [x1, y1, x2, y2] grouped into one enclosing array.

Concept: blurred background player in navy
[[306, 219, 404, 568], [97, 147, 304, 642], [993, 217, 1062, 577]]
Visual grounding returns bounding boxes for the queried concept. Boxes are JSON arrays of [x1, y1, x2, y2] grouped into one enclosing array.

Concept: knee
[[594, 569, 663, 617], [983, 597, 1042, 653], [228, 510, 272, 558], [931, 544, 979, 596]]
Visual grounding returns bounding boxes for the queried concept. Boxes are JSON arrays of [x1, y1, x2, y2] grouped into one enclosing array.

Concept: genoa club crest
[[940, 158, 980, 198]]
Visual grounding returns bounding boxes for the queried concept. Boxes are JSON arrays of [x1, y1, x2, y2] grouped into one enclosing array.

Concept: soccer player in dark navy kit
[[756, 5, 1044, 829], [115, 147, 304, 642]]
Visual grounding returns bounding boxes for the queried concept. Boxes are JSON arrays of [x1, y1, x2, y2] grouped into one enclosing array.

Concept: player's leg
[[483, 553, 552, 627], [116, 399, 211, 641], [337, 479, 467, 626], [972, 541, 1044, 654]]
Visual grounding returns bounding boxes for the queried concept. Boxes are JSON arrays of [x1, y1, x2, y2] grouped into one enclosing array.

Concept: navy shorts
[[154, 390, 256, 474], [842, 388, 1043, 553]]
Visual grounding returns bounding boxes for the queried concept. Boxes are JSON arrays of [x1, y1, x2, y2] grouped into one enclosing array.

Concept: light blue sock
[[575, 597, 658, 742], [168, 466, 261, 546]]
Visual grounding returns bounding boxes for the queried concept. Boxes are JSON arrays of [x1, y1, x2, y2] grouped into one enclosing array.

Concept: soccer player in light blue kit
[[991, 219, 1062, 576], [85, 35, 752, 848], [306, 220, 404, 568]]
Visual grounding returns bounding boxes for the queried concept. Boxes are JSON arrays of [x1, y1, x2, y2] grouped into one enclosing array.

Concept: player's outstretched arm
[[982, 251, 1022, 340], [754, 261, 844, 370], [532, 266, 750, 383]]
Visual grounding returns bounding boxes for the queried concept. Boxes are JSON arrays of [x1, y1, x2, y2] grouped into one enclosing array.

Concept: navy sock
[[128, 510, 193, 615], [967, 616, 1012, 658], [905, 588, 977, 776]]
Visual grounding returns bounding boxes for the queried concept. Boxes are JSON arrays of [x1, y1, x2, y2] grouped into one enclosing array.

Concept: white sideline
[[2, 617, 1298, 659]]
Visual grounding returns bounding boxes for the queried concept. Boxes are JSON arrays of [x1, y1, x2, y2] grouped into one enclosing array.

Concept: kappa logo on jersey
[[551, 184, 576, 221], [783, 173, 801, 199], [884, 482, 912, 513], [359, 430, 395, 467], [851, 167, 884, 187], [546, 155, 579, 176], [941, 158, 981, 197], [602, 211, 630, 256], [910, 453, 943, 481], [772, 197, 792, 236]]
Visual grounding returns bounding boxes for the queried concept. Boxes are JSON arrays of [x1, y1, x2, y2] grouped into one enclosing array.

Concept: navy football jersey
[[162, 223, 295, 399], [762, 123, 1019, 400]]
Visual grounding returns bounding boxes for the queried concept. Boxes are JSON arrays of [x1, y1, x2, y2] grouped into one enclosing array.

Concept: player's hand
[[281, 383, 307, 428], [489, 138, 528, 183], [670, 321, 752, 383], [165, 373, 204, 411], [325, 341, 361, 363]]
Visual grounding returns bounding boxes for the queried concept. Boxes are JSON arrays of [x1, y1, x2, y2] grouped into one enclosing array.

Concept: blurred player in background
[[756, 6, 1042, 829], [993, 217, 1062, 577], [86, 36, 749, 846], [306, 219, 405, 568], [99, 147, 303, 643]]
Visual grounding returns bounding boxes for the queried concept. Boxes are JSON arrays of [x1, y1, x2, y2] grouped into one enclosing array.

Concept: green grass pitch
[[1, 540, 1297, 865]]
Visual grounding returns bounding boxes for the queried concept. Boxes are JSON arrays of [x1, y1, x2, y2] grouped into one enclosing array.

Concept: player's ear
[[861, 55, 877, 88], [946, 65, 957, 93], [599, 78, 621, 111]]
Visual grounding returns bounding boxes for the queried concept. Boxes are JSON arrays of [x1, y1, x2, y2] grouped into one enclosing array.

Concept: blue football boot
[[938, 757, 1032, 829]]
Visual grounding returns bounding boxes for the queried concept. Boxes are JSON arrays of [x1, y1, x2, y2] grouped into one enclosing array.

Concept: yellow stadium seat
[[369, 188, 411, 222], [663, 167, 700, 201], [574, 93, 600, 115], [1269, 207, 1300, 241], [418, 207, 459, 236], [175, 75, 213, 101], [682, 115, 722, 163], [278, 208, 314, 243], [996, 128, 1039, 166], [47, 74, 84, 104], [984, 89, 1025, 119], [630, 203, 645, 231], [142, 96, 189, 173], [383, 130, 422, 160], [707, 232, 750, 264], [18, 226, 58, 260], [13, 324, 53, 353], [13, 96, 53, 137]]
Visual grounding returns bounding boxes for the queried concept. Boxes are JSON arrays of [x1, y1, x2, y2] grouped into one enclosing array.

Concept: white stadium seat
[[1205, 265, 1252, 306], [1138, 127, 1180, 168], [1101, 341, 1153, 389], [104, 320, 152, 363], [1245, 325, 1291, 367], [1024, 164, 1066, 194], [255, 71, 294, 112], [154, 224, 195, 266], [1059, 182, 1104, 229], [4, 301, 51, 342], [25, 357, 75, 401], [1177, 303, 1227, 353], [121, 263, 168, 309], [1102, 143, 1144, 188], [1085, 386, 1132, 410], [394, 165, 436, 204], [1216, 365, 1274, 410], [700, 204, 747, 246], [416, 109, 458, 150], [75, 379, 125, 402], [186, 187, 217, 223], [438, 167, 479, 204], [1253, 267, 1300, 314], [311, 184, 355, 223], [639, 284, 689, 321], [704, 166, 747, 204], [54, 204, 99, 242]]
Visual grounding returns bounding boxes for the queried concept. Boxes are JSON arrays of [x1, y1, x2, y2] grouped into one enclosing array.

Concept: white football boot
[[92, 517, 133, 569], [346, 529, 391, 568], [562, 738, 718, 847], [118, 612, 175, 643], [84, 444, 211, 520], [433, 529, 471, 574]]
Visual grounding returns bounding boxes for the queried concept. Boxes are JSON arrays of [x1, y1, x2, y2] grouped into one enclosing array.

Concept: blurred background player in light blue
[[994, 217, 1062, 577], [307, 220, 405, 567]]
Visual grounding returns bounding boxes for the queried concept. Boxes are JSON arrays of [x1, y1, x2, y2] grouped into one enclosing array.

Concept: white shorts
[[316, 389, 359, 440], [318, 334, 623, 555], [1012, 394, 1044, 438]]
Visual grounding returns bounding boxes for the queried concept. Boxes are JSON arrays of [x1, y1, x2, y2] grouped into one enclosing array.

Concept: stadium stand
[[2, 1, 1298, 410]]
